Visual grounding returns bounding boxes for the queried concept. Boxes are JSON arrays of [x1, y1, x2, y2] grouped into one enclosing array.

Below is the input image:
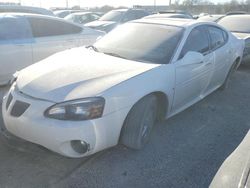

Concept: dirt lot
[[0, 65, 250, 188]]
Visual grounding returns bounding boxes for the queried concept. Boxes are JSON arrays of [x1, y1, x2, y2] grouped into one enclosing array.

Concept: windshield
[[99, 10, 125, 21], [94, 22, 184, 64], [218, 16, 250, 33], [65, 14, 75, 22]]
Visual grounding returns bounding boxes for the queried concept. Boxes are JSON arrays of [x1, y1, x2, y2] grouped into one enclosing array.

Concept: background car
[[64, 12, 100, 25], [0, 5, 55, 16], [144, 13, 193, 19], [85, 8, 150, 32], [0, 13, 104, 86], [210, 130, 250, 188], [226, 11, 248, 16], [2, 18, 244, 158], [157, 10, 193, 19], [218, 15, 250, 63], [54, 9, 84, 18], [198, 14, 224, 22]]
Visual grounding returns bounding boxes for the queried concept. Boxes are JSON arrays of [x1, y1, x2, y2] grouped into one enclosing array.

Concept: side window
[[123, 11, 137, 22], [208, 26, 227, 50], [180, 26, 210, 58], [27, 17, 82, 38], [0, 17, 32, 42]]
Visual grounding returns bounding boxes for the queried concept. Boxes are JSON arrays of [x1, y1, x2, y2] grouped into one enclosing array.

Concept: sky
[[1, 0, 235, 8]]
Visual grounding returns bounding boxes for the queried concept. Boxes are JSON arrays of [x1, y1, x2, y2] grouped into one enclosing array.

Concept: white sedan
[[0, 13, 104, 85], [2, 18, 244, 158]]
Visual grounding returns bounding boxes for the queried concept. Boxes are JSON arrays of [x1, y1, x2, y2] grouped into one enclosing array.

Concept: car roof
[[137, 17, 203, 28], [221, 14, 250, 19], [0, 12, 84, 27], [111, 9, 128, 12], [0, 12, 55, 18], [0, 5, 54, 15], [145, 13, 192, 19], [69, 12, 93, 16]]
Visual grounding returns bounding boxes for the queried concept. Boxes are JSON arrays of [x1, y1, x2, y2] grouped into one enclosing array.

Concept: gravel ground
[[0, 65, 250, 188]]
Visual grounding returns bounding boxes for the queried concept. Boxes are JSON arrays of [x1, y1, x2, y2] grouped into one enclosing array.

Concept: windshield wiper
[[86, 45, 99, 52], [103, 52, 127, 60]]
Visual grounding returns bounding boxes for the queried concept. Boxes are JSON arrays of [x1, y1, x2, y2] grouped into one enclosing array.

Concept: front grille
[[10, 100, 30, 117], [6, 93, 13, 110]]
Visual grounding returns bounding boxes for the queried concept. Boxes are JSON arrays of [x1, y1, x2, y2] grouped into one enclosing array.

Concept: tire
[[120, 95, 158, 150], [220, 61, 237, 90]]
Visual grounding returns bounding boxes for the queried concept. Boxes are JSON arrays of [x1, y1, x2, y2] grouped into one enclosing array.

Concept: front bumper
[[2, 84, 129, 158]]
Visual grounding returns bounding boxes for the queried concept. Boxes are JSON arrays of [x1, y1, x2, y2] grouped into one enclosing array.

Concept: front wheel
[[120, 95, 158, 150]]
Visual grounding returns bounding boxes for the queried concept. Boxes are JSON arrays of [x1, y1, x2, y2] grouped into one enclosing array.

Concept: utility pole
[[66, 0, 69, 8], [169, 0, 172, 5], [154, 0, 156, 12]]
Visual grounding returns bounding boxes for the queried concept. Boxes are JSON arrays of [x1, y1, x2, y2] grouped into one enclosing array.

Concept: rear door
[[0, 16, 33, 84], [205, 26, 232, 91], [27, 17, 85, 63]]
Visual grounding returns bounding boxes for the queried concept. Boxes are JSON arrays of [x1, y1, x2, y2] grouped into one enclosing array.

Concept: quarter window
[[27, 17, 82, 38], [208, 26, 227, 50], [180, 26, 210, 58]]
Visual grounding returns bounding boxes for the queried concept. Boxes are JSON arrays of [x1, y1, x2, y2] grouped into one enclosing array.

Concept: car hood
[[232, 32, 250, 40], [85, 20, 116, 28], [16, 47, 159, 103]]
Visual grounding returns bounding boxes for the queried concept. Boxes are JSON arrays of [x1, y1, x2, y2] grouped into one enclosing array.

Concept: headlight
[[44, 97, 105, 121]]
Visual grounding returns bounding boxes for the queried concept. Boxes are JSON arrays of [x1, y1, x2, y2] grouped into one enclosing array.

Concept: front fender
[[101, 64, 175, 117]]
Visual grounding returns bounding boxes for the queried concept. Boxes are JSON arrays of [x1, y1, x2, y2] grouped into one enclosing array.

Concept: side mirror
[[176, 51, 204, 66]]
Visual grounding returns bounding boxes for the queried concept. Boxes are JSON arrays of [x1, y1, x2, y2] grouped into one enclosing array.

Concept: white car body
[[0, 13, 104, 85], [2, 19, 245, 158]]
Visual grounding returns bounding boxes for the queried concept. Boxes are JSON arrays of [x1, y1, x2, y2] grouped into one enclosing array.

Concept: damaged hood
[[16, 47, 159, 103]]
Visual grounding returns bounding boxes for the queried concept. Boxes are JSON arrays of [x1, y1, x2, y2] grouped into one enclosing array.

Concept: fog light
[[70, 140, 89, 154]]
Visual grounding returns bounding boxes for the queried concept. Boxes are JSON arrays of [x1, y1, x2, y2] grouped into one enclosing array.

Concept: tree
[[246, 0, 250, 4], [182, 0, 202, 6]]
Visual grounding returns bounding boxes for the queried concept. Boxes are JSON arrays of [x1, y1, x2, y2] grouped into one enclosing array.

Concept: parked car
[[198, 14, 224, 22], [65, 12, 100, 25], [0, 5, 55, 16], [144, 13, 193, 19], [226, 11, 248, 16], [218, 15, 250, 63], [210, 130, 250, 188], [158, 10, 193, 18], [54, 9, 84, 18], [2, 18, 244, 158], [0, 13, 104, 85], [85, 9, 150, 32]]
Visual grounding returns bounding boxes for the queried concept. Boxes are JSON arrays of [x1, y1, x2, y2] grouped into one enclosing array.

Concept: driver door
[[172, 26, 214, 112]]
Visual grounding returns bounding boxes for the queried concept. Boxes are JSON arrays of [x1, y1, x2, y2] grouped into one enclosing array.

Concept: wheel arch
[[235, 56, 241, 69], [118, 91, 169, 142]]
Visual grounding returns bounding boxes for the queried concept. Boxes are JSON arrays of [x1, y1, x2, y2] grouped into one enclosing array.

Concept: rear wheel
[[220, 61, 238, 90], [120, 95, 158, 150]]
